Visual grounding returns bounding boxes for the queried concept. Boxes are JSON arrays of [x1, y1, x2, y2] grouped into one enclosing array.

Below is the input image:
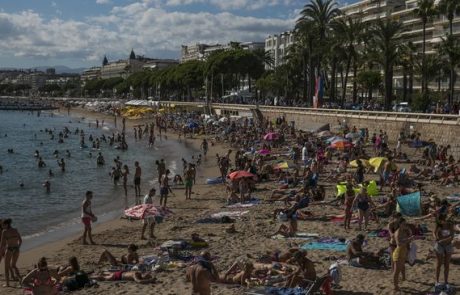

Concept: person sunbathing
[[97, 244, 139, 266], [285, 250, 316, 287], [91, 270, 155, 284], [347, 234, 381, 268], [186, 251, 219, 295], [219, 260, 254, 287], [22, 257, 60, 295]]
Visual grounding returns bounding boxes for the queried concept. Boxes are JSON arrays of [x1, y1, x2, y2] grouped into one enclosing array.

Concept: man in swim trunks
[[160, 169, 171, 207], [184, 163, 194, 200]]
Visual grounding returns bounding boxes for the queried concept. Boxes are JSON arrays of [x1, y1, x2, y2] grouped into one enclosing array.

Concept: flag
[[314, 75, 323, 108]]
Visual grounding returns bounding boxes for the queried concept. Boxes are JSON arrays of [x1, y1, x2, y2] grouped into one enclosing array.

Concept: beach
[[0, 105, 459, 295]]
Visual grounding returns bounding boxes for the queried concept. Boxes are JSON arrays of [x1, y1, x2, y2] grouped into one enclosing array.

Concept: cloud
[[96, 0, 111, 4], [51, 1, 57, 7], [0, 2, 295, 64]]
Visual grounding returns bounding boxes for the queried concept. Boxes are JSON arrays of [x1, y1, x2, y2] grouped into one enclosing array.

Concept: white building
[[264, 31, 295, 70]]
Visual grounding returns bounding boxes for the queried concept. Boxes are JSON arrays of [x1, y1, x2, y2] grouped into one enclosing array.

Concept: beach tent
[[317, 130, 332, 138], [326, 136, 345, 144], [349, 159, 371, 168], [396, 192, 422, 217], [369, 157, 387, 172]]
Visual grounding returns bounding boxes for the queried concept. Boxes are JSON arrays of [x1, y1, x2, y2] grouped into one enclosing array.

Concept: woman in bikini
[[22, 257, 59, 295], [433, 214, 454, 289], [0, 218, 22, 287], [393, 218, 414, 292], [91, 270, 155, 284], [97, 244, 139, 266]]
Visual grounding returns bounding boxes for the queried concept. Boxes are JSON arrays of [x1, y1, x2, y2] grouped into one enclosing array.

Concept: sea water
[[0, 110, 195, 249]]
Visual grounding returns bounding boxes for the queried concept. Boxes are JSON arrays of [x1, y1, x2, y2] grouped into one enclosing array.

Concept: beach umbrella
[[228, 170, 256, 180], [325, 136, 345, 144], [124, 204, 173, 219], [257, 149, 271, 155], [369, 157, 387, 172], [349, 159, 371, 168], [187, 122, 199, 129], [317, 130, 332, 138], [345, 132, 361, 140], [330, 141, 353, 149], [274, 162, 290, 170], [264, 132, 279, 141]]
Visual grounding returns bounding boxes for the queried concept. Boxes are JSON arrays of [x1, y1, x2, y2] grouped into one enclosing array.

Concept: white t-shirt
[[143, 194, 153, 205], [301, 146, 308, 161]]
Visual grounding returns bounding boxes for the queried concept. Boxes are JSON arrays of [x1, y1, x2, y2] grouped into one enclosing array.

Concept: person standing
[[184, 164, 194, 200], [141, 188, 156, 240], [160, 170, 171, 207], [122, 165, 130, 208], [393, 218, 414, 292], [134, 161, 141, 204], [201, 139, 208, 157], [0, 219, 22, 287], [81, 191, 96, 245], [434, 214, 454, 290]]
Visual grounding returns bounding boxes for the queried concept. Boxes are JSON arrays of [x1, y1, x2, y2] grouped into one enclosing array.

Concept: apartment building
[[180, 42, 265, 63], [264, 31, 295, 69]]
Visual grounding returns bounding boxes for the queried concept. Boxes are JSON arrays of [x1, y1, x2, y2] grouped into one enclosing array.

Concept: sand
[[0, 106, 459, 295]]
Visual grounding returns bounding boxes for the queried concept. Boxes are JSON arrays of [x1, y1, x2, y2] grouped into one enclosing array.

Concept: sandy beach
[[0, 106, 459, 295]]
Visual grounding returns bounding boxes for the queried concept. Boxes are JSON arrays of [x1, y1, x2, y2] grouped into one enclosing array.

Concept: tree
[[331, 17, 365, 106], [438, 0, 460, 36], [398, 42, 417, 103], [437, 35, 460, 105], [367, 19, 402, 110], [356, 70, 382, 102], [297, 0, 341, 105], [414, 0, 437, 94]]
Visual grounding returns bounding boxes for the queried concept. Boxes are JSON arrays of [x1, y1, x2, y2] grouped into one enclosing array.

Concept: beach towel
[[264, 287, 308, 295], [211, 210, 249, 218], [447, 193, 460, 202], [367, 229, 390, 238], [397, 192, 422, 217], [330, 216, 358, 224], [271, 233, 319, 240], [301, 241, 348, 252], [225, 198, 261, 208]]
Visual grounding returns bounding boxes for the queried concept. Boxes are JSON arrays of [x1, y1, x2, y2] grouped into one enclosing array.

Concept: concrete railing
[[164, 101, 460, 125]]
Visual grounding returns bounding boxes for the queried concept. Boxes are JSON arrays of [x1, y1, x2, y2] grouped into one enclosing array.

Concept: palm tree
[[331, 17, 365, 106], [399, 42, 417, 103], [437, 35, 460, 105], [298, 0, 341, 104], [367, 19, 402, 110], [414, 0, 437, 94], [438, 0, 460, 36]]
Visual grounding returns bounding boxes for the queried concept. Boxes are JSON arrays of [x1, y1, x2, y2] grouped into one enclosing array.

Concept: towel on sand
[[211, 210, 249, 218], [301, 241, 348, 252], [271, 233, 319, 240]]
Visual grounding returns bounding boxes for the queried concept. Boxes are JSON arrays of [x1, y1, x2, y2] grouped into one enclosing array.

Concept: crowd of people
[[1, 106, 460, 295]]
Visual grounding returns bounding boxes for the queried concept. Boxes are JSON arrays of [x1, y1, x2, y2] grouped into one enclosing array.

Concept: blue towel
[[301, 242, 348, 252], [397, 192, 422, 217], [265, 287, 307, 295]]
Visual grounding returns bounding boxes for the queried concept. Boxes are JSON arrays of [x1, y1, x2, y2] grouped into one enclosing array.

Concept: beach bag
[[329, 262, 341, 285], [63, 271, 89, 291]]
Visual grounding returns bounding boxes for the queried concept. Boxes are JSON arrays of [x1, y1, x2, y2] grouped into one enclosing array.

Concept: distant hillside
[[0, 65, 86, 74]]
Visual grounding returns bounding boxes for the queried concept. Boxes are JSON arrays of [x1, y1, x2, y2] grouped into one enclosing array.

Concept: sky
[[0, 0, 320, 69]]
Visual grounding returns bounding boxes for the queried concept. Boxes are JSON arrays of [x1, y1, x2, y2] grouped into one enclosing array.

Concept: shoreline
[[18, 105, 207, 262]]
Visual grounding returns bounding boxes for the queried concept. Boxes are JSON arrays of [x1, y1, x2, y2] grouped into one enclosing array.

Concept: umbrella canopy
[[325, 136, 345, 144], [345, 132, 361, 140], [274, 162, 290, 170], [257, 149, 271, 155], [330, 141, 353, 149], [317, 130, 332, 138], [264, 132, 279, 141], [349, 159, 371, 168], [228, 170, 256, 180], [219, 117, 229, 122], [187, 122, 199, 129], [124, 204, 173, 219], [369, 157, 388, 172]]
